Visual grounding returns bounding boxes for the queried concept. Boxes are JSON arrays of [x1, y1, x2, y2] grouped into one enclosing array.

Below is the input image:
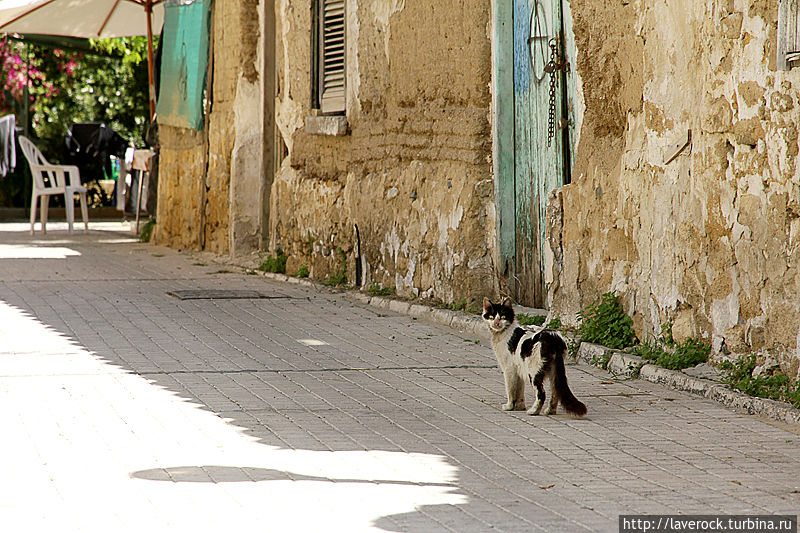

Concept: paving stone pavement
[[1, 222, 799, 532]]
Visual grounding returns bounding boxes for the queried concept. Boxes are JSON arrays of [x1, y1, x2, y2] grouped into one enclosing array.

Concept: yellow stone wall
[[271, 0, 497, 302], [548, 0, 800, 375], [155, 0, 263, 256]]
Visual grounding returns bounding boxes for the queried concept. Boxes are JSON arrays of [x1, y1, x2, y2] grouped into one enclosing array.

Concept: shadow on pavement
[[131, 465, 458, 487]]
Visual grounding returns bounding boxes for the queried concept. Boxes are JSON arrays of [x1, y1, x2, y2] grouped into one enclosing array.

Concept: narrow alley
[[1, 222, 798, 532]]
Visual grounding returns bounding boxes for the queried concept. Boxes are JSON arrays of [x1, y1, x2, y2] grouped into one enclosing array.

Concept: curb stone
[[577, 342, 800, 426], [251, 270, 800, 426]]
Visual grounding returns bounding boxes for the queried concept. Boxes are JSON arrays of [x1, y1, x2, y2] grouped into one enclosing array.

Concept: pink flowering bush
[[0, 38, 68, 111]]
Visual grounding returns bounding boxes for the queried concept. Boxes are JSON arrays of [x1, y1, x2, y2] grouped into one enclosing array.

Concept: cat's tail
[[554, 352, 587, 417]]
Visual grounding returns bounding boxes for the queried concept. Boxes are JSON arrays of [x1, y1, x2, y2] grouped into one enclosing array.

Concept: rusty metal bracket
[[664, 129, 692, 165]]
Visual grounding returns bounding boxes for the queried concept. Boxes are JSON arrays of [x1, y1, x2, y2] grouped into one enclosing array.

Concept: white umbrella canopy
[[0, 0, 164, 39], [0, 0, 166, 119]]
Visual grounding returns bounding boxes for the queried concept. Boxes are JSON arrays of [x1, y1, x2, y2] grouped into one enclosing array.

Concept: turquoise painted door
[[495, 0, 576, 307]]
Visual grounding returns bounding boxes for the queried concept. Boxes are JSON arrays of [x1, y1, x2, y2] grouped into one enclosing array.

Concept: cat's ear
[[501, 297, 514, 309], [482, 297, 492, 312]]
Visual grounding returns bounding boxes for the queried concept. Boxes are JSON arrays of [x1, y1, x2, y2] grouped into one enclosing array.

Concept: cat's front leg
[[502, 399, 527, 411], [502, 371, 526, 411]]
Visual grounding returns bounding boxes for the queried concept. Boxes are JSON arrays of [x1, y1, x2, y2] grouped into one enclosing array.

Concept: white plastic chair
[[18, 135, 88, 234]]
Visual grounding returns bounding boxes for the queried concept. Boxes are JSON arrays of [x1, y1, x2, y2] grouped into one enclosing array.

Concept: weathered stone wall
[[548, 0, 800, 375], [271, 0, 496, 302], [155, 126, 206, 249], [155, 0, 263, 256]]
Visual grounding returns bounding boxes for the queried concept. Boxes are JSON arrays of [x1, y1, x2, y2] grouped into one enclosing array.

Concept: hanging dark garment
[[64, 122, 128, 184], [0, 114, 17, 178]]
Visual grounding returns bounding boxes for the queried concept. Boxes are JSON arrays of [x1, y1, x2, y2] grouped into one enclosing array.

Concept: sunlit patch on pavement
[[297, 339, 329, 346], [0, 221, 135, 233], [0, 244, 81, 259], [0, 300, 465, 532]]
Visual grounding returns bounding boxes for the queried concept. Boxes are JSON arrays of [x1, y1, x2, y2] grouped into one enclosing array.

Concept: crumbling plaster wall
[[548, 0, 800, 375], [155, 0, 263, 256], [271, 0, 497, 302]]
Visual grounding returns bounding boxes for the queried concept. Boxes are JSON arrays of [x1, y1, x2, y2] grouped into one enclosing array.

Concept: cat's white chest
[[491, 328, 524, 372]]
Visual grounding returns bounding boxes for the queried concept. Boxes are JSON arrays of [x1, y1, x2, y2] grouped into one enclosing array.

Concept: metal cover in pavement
[[166, 290, 288, 300]]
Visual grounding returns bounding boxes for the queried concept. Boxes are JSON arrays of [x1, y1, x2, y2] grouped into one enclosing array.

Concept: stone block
[[305, 115, 349, 137], [720, 12, 743, 39], [388, 300, 411, 315], [702, 96, 733, 132], [732, 116, 765, 147], [576, 342, 612, 365]]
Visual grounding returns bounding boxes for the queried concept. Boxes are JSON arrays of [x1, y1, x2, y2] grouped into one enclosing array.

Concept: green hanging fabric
[[156, 0, 212, 130]]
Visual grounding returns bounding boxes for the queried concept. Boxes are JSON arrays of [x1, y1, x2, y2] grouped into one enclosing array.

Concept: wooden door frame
[[493, 0, 573, 306], [260, 0, 277, 250], [492, 0, 517, 298]]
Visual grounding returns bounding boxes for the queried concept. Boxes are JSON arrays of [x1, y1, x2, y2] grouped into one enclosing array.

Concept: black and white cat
[[482, 297, 587, 417]]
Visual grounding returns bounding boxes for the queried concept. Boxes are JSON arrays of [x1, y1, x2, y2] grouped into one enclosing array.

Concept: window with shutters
[[778, 0, 800, 70], [312, 0, 346, 114]]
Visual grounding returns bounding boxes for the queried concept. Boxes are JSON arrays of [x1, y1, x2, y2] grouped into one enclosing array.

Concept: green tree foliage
[[31, 37, 150, 159], [0, 36, 151, 206]]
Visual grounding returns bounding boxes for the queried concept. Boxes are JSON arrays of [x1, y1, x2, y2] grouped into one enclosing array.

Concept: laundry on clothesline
[[0, 114, 17, 178]]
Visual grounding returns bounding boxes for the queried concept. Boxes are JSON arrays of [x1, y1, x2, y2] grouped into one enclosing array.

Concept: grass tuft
[[258, 249, 288, 274], [367, 282, 395, 297], [139, 217, 155, 243], [517, 313, 545, 326], [578, 292, 637, 350], [632, 337, 710, 370], [719, 355, 800, 408], [321, 247, 348, 287]]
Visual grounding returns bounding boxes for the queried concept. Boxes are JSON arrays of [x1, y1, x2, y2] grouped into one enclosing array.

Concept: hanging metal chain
[[543, 37, 560, 147]]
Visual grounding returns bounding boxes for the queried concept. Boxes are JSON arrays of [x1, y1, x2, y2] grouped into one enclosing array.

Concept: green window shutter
[[319, 0, 345, 114], [778, 0, 800, 70]]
